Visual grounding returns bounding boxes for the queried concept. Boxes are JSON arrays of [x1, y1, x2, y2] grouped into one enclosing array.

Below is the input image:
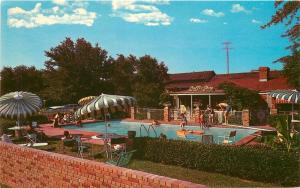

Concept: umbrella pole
[[104, 113, 109, 159]]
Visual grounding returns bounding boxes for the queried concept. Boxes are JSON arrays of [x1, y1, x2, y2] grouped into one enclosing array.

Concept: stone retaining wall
[[0, 142, 204, 188]]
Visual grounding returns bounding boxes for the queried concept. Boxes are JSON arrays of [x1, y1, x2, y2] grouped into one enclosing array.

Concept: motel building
[[165, 67, 296, 124]]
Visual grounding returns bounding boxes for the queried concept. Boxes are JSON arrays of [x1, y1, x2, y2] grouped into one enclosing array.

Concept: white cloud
[[251, 19, 262, 24], [231, 4, 251, 13], [223, 22, 227, 25], [190, 18, 207, 24], [52, 0, 67, 6], [202, 9, 224, 17], [111, 0, 172, 26], [7, 2, 97, 28]]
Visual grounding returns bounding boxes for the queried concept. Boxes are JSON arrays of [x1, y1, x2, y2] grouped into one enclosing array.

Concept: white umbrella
[[0, 91, 43, 126], [75, 93, 136, 158]]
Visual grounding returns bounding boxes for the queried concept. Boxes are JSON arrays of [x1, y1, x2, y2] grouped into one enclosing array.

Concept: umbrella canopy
[[218, 103, 228, 107], [268, 90, 300, 104], [0, 91, 43, 119], [75, 93, 136, 118], [78, 96, 96, 106]]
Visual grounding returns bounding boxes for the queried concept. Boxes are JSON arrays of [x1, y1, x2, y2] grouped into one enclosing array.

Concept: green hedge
[[26, 114, 50, 124], [267, 114, 289, 128], [132, 137, 300, 186]]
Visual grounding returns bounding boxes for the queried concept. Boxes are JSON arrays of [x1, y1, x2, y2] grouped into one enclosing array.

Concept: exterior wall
[[0, 142, 204, 188], [130, 107, 135, 120]]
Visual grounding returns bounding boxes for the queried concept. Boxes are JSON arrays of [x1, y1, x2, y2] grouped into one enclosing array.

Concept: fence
[[135, 108, 164, 121]]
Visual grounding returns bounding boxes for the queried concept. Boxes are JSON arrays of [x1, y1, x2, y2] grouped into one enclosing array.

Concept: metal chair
[[202, 134, 214, 144], [74, 136, 89, 158], [218, 130, 236, 144]]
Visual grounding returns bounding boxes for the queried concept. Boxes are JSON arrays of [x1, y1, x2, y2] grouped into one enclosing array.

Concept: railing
[[139, 124, 158, 137]]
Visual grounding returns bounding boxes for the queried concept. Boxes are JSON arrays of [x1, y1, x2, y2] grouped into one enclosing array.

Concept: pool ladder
[[140, 124, 158, 137]]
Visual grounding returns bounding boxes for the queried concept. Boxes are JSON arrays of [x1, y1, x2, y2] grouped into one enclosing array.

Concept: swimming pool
[[65, 121, 256, 143]]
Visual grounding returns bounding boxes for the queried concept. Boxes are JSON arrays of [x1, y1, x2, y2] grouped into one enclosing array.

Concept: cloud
[[231, 4, 251, 13], [7, 2, 97, 28], [190, 18, 207, 24], [111, 0, 172, 26], [202, 9, 224, 17], [251, 19, 262, 24], [52, 0, 67, 6], [223, 22, 227, 25]]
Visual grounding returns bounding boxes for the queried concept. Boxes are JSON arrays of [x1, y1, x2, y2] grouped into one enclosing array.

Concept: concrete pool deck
[[37, 119, 276, 146]]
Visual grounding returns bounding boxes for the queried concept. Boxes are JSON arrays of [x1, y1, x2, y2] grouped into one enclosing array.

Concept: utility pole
[[223, 42, 232, 75]]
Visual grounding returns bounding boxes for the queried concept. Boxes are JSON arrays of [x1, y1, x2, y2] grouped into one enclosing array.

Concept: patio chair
[[106, 150, 136, 167], [74, 136, 90, 158], [106, 137, 127, 159], [1, 134, 13, 143], [32, 121, 38, 128], [202, 134, 214, 144], [19, 133, 48, 147], [218, 130, 236, 144]]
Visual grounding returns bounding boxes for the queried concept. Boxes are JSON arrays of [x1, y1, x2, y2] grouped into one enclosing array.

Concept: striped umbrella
[[78, 96, 96, 106], [268, 90, 299, 104], [0, 91, 43, 126], [75, 93, 136, 118], [268, 90, 300, 120]]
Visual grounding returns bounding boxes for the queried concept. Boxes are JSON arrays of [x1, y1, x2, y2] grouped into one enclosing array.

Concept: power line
[[223, 42, 232, 75]]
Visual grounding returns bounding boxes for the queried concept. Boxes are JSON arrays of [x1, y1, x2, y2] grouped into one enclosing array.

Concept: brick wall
[[0, 142, 205, 188]]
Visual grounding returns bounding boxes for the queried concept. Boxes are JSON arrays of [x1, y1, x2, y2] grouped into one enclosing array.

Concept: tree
[[42, 38, 112, 105], [0, 65, 45, 95], [132, 55, 169, 107], [219, 82, 268, 124], [110, 55, 136, 96], [262, 1, 300, 89]]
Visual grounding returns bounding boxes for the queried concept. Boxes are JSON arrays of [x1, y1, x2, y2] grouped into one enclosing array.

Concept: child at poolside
[[180, 113, 187, 128], [199, 111, 205, 129]]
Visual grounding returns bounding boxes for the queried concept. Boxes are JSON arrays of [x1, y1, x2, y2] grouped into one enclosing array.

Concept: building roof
[[166, 69, 294, 93], [169, 71, 215, 83]]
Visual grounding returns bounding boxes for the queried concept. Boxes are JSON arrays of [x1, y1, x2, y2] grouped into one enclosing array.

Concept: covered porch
[[170, 91, 226, 121]]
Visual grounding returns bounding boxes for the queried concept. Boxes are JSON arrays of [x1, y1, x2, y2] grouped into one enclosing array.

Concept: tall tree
[[110, 55, 136, 96], [0, 65, 45, 95], [262, 1, 300, 89], [42, 38, 111, 105], [133, 55, 169, 107]]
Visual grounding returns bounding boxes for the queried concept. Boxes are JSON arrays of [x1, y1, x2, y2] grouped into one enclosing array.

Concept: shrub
[[0, 118, 16, 134], [135, 113, 147, 120], [267, 114, 289, 128], [133, 137, 300, 186]]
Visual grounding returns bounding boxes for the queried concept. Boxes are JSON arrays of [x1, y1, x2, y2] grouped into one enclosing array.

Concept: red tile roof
[[168, 71, 215, 82], [167, 70, 294, 93]]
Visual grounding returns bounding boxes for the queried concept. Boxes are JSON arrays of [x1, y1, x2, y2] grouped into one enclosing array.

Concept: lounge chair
[[18, 133, 48, 147], [106, 150, 136, 167], [218, 130, 236, 144]]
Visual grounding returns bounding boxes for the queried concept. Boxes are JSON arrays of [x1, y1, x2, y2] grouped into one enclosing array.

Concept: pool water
[[65, 121, 256, 143]]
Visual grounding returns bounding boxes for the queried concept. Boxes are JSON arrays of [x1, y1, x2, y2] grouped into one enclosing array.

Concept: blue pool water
[[65, 121, 256, 143]]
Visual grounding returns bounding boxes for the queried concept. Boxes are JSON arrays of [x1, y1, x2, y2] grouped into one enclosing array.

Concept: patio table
[[8, 126, 26, 138]]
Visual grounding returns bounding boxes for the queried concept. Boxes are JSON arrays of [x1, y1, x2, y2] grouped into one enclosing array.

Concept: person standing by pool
[[199, 111, 205, 129], [180, 113, 187, 129], [224, 104, 232, 125]]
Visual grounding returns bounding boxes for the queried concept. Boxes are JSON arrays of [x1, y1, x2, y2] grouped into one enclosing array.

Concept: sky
[[1, 0, 291, 74]]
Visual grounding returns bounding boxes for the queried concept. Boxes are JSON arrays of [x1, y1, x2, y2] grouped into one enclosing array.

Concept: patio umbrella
[[75, 93, 136, 158], [78, 96, 96, 106], [268, 90, 300, 120], [0, 91, 43, 126]]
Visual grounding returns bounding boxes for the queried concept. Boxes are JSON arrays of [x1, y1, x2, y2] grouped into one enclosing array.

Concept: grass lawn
[[14, 139, 279, 187], [128, 160, 279, 187]]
